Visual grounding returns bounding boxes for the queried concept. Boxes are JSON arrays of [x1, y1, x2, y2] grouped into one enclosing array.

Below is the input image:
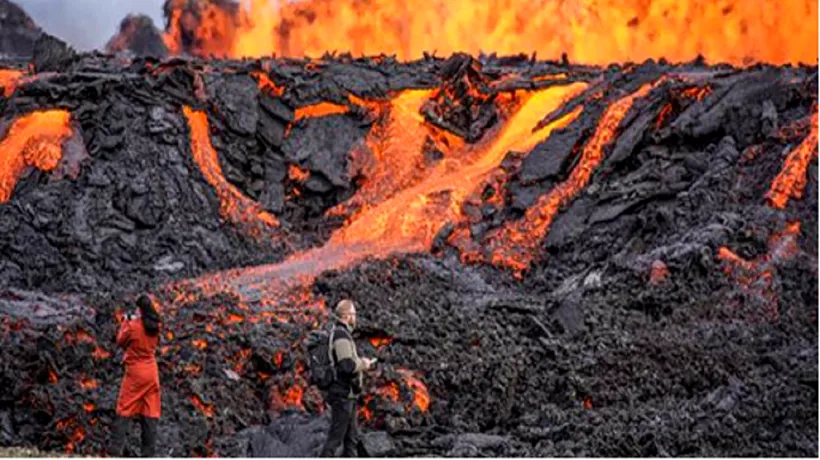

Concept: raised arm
[[116, 320, 133, 349]]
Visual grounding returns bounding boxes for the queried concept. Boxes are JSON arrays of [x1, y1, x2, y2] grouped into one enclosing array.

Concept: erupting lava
[[0, 110, 73, 203], [161, 0, 817, 65]]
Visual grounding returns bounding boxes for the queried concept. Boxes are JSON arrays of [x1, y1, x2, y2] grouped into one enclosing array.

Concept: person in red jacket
[[109, 295, 162, 457]]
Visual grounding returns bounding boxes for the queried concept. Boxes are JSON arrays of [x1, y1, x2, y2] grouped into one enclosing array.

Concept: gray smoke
[[13, 0, 166, 51]]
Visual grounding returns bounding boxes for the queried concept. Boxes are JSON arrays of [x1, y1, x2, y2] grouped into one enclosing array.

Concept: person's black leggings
[[320, 398, 359, 457], [109, 415, 158, 457]]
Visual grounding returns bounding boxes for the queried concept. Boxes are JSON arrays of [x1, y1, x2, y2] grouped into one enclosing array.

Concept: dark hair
[[136, 295, 160, 337]]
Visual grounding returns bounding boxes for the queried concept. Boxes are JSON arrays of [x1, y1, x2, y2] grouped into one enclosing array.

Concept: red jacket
[[115, 319, 161, 418]]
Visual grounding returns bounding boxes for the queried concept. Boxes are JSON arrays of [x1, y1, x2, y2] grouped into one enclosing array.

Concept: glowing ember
[[190, 394, 215, 417], [369, 336, 392, 348], [766, 112, 818, 209], [288, 164, 310, 183], [283, 385, 304, 408], [184, 362, 203, 375], [717, 221, 801, 322], [680, 85, 713, 101], [583, 396, 593, 409], [48, 369, 59, 384], [164, 0, 816, 66], [83, 402, 96, 413], [191, 339, 208, 349], [378, 382, 401, 401], [65, 426, 86, 453], [649, 260, 670, 285], [91, 346, 112, 360], [0, 110, 73, 203], [225, 313, 245, 324], [484, 81, 660, 275], [80, 377, 99, 390], [182, 106, 280, 231], [75, 329, 94, 344], [400, 371, 430, 412]]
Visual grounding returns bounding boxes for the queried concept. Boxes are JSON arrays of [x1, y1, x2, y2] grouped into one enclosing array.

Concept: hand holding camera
[[362, 357, 378, 370]]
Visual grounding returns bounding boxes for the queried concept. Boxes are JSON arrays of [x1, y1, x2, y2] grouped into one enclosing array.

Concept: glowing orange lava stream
[[182, 82, 587, 300], [766, 112, 819, 209], [484, 80, 660, 274], [0, 110, 73, 203], [182, 107, 280, 231]]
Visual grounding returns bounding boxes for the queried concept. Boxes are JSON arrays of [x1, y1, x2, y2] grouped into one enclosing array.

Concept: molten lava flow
[[328, 84, 587, 255], [766, 113, 819, 209], [182, 107, 280, 231], [717, 221, 801, 322], [485, 81, 659, 275], [166, 0, 816, 65], [183, 83, 586, 302], [0, 69, 24, 98], [0, 110, 73, 203], [327, 90, 436, 219]]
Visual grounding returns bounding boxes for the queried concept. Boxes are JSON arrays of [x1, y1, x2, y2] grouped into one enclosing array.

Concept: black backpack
[[306, 323, 336, 390]]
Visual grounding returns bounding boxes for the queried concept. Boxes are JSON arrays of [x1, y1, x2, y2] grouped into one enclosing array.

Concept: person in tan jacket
[[320, 300, 376, 457]]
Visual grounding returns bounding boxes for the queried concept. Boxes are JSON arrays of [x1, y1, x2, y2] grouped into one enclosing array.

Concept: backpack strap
[[328, 325, 337, 380]]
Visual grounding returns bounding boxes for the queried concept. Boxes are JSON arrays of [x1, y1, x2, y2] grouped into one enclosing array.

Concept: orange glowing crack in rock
[[182, 106, 280, 231], [294, 102, 349, 120], [190, 394, 215, 417], [717, 221, 801, 322], [163, 0, 817, 66], [251, 70, 285, 97], [187, 82, 588, 302], [484, 81, 660, 275], [766, 112, 818, 209], [0, 110, 73, 203]]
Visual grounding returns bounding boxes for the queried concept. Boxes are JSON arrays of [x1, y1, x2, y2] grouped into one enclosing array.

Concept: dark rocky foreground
[[0, 40, 817, 456]]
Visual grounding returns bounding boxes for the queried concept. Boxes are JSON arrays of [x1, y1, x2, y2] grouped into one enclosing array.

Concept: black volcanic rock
[[105, 14, 168, 58], [0, 0, 41, 57], [0, 53, 815, 457]]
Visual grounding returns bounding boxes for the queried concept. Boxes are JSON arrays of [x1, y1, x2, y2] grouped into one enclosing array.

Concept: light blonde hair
[[335, 299, 356, 317]]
